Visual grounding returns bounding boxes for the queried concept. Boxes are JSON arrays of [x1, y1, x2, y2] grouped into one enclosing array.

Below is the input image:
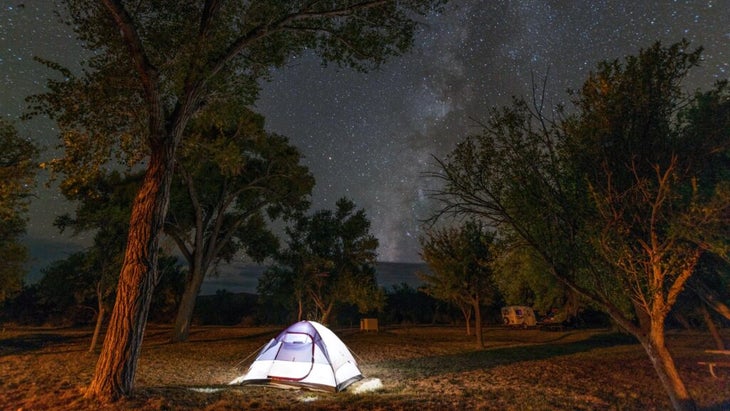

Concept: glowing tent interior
[[229, 320, 363, 392]]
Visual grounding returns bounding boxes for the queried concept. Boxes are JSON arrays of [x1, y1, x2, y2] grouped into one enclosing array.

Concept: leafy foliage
[[167, 107, 313, 266], [492, 245, 566, 315], [0, 120, 38, 303], [166, 106, 313, 341], [259, 198, 382, 324], [54, 171, 141, 316], [429, 41, 730, 409], [49, 171, 187, 325], [26, 0, 448, 399], [419, 219, 499, 345], [382, 283, 446, 325], [27, 0, 447, 192]]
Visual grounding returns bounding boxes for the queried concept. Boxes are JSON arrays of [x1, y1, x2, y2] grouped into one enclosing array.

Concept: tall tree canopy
[[419, 219, 499, 347], [0, 120, 38, 303], [430, 41, 730, 410], [259, 198, 382, 325], [27, 0, 446, 400], [166, 107, 313, 342]]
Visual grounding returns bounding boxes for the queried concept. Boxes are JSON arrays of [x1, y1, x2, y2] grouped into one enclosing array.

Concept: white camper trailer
[[501, 306, 537, 328]]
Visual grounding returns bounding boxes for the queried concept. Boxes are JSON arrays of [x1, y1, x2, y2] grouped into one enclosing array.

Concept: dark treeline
[[2, 279, 618, 330]]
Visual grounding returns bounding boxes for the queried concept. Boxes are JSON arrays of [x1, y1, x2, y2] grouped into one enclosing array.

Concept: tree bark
[[700, 302, 725, 350], [89, 282, 106, 352], [473, 294, 483, 348], [89, 304, 106, 353], [320, 302, 334, 325], [86, 146, 174, 401], [638, 326, 697, 411], [562, 287, 580, 323], [460, 304, 472, 336], [171, 266, 207, 342], [672, 312, 693, 330], [689, 278, 730, 321]]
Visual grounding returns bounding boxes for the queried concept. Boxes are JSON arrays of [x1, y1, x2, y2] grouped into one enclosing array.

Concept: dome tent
[[229, 320, 363, 392]]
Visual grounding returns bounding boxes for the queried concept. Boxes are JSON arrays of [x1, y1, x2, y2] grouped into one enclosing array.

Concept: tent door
[[268, 332, 316, 381]]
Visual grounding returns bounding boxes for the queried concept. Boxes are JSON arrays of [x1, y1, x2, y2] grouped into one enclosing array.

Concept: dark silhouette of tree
[[428, 41, 729, 410], [53, 171, 185, 351], [54, 171, 138, 351], [687, 255, 730, 341], [27, 0, 446, 400], [419, 220, 499, 347], [37, 252, 97, 325], [37, 249, 184, 350], [492, 244, 578, 323], [0, 120, 38, 304], [166, 107, 313, 342], [260, 198, 382, 325], [383, 283, 441, 325]]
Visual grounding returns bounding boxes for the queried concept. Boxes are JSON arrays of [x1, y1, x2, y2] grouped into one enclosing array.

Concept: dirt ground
[[1, 325, 728, 410]]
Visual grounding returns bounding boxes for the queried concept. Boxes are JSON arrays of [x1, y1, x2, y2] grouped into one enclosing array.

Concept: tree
[[37, 248, 185, 349], [0, 120, 38, 304], [382, 283, 440, 325], [166, 107, 313, 342], [565, 42, 729, 410], [492, 244, 575, 321], [678, 81, 730, 328], [37, 252, 97, 325], [429, 42, 730, 410], [28, 0, 445, 400], [419, 220, 498, 347], [261, 198, 382, 324], [54, 171, 138, 351], [53, 171, 185, 351]]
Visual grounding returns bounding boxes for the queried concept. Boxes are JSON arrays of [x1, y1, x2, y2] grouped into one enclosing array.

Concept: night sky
[[2, 2, 728, 282]]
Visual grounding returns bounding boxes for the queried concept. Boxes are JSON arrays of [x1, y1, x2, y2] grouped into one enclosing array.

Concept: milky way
[[1, 1, 728, 278]]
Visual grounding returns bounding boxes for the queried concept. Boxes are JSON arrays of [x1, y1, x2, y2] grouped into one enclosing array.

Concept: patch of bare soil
[[1, 325, 728, 410]]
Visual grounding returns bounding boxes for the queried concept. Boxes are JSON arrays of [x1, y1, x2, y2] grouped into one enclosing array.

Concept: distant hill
[[375, 261, 428, 290], [200, 261, 427, 295]]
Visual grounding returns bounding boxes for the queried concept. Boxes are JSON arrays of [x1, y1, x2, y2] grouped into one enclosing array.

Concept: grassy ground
[[1, 324, 728, 410]]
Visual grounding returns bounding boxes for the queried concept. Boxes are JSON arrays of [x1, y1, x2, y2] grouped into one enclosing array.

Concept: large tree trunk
[[320, 302, 334, 325], [89, 282, 106, 352], [672, 312, 693, 330], [473, 294, 483, 348], [460, 304, 472, 336], [171, 265, 207, 343], [690, 278, 730, 321], [89, 300, 106, 352], [638, 324, 697, 411], [86, 146, 175, 401], [700, 302, 725, 350], [562, 287, 581, 324]]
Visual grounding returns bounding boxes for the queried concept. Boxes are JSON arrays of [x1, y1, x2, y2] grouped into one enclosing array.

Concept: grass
[[1, 324, 728, 410]]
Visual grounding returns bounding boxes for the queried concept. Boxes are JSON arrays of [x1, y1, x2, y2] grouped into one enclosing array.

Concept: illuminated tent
[[229, 320, 363, 392]]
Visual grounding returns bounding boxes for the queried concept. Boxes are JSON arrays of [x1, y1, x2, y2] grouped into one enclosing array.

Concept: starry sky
[[2, 1, 729, 281]]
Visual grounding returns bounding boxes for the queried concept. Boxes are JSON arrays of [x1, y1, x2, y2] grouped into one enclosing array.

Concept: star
[[1, 1, 728, 279]]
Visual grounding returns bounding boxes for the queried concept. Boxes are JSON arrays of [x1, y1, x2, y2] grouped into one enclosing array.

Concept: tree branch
[[100, 0, 163, 139]]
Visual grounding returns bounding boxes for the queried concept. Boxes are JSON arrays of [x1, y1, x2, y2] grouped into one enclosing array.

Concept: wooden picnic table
[[699, 350, 730, 378]]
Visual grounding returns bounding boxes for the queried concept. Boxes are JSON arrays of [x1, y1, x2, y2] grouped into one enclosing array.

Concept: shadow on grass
[[187, 329, 280, 345], [703, 400, 730, 411], [379, 332, 638, 378], [0, 332, 79, 356]]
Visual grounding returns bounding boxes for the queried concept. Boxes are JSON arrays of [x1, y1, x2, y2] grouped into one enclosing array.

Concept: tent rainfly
[[229, 320, 363, 392]]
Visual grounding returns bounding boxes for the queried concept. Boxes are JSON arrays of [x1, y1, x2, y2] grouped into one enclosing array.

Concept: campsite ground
[[1, 325, 728, 410]]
